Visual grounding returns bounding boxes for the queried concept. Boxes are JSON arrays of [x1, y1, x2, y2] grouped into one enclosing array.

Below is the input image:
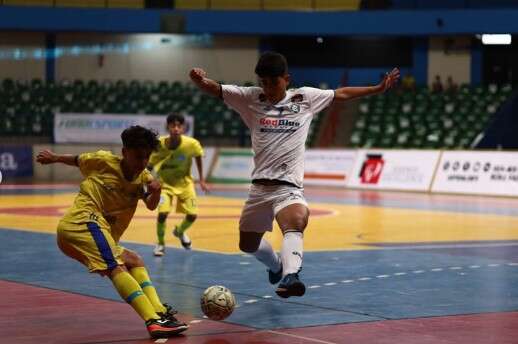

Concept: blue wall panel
[[1, 7, 518, 35]]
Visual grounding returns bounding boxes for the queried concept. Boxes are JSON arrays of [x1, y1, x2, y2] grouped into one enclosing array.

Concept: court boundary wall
[[2, 145, 518, 197]]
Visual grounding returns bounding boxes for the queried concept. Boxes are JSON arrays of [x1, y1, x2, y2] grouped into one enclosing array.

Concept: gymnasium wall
[[0, 33, 258, 83], [55, 34, 258, 83], [427, 36, 471, 85], [0, 32, 46, 80]]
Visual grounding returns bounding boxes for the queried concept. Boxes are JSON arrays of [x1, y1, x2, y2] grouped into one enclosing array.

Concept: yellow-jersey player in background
[[36, 126, 188, 339], [149, 113, 209, 256]]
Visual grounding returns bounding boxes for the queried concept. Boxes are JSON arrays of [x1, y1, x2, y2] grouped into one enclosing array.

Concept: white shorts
[[239, 184, 308, 233]]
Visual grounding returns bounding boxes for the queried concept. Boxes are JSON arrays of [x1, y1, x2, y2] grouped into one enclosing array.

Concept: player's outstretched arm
[[334, 68, 400, 101], [189, 68, 222, 98], [36, 149, 78, 166], [143, 179, 161, 210]]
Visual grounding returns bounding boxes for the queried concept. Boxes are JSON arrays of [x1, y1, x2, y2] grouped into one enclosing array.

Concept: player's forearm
[[195, 157, 204, 182], [55, 154, 79, 166], [334, 85, 382, 101], [193, 77, 221, 98]]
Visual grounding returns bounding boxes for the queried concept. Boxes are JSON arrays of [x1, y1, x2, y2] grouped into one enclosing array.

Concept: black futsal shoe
[[276, 273, 306, 298]]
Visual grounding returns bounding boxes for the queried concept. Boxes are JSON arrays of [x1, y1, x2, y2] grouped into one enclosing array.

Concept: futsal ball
[[200, 285, 236, 320]]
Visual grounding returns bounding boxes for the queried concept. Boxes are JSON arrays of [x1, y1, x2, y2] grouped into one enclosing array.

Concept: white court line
[[154, 339, 168, 344], [373, 242, 518, 250], [267, 330, 338, 344]]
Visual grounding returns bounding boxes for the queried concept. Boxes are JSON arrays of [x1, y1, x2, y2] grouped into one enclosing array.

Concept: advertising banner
[[432, 151, 518, 196], [0, 145, 33, 179], [348, 149, 440, 191], [54, 113, 194, 143], [304, 149, 357, 186]]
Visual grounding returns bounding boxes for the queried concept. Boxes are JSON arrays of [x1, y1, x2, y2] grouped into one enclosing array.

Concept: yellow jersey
[[149, 135, 204, 190], [61, 150, 153, 242]]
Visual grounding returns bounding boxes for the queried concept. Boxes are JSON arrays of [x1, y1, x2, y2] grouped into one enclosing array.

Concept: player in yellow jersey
[[36, 126, 188, 339], [149, 113, 209, 256]]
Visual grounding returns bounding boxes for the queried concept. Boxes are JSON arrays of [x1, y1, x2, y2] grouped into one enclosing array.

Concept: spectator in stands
[[446, 76, 458, 94], [189, 52, 399, 299], [401, 74, 416, 92], [432, 75, 444, 93]]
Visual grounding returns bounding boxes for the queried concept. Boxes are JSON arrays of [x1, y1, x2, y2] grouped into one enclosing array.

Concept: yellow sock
[[130, 267, 167, 314], [111, 271, 159, 321]]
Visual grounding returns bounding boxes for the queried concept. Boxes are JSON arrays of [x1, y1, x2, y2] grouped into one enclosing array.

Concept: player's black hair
[[121, 125, 159, 151], [254, 51, 288, 78], [166, 113, 185, 125]]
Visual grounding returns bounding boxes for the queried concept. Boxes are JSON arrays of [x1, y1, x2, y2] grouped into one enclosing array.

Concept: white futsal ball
[[200, 285, 236, 320]]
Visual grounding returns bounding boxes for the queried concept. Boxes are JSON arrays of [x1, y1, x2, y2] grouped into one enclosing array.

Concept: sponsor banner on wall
[[304, 149, 357, 186], [209, 149, 254, 183], [432, 151, 518, 196], [190, 147, 216, 181], [347, 149, 440, 191], [54, 113, 194, 143], [0, 145, 33, 179]]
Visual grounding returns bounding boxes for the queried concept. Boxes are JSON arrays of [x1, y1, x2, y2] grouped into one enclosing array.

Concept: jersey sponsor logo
[[259, 117, 301, 133], [259, 118, 300, 127]]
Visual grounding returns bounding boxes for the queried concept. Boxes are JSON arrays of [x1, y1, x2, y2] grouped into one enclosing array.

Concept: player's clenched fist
[[36, 150, 58, 164]]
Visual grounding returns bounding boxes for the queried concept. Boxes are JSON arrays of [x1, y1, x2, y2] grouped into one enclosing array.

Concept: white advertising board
[[54, 113, 194, 143], [304, 149, 357, 186], [209, 149, 254, 183], [347, 149, 440, 191], [432, 151, 518, 196]]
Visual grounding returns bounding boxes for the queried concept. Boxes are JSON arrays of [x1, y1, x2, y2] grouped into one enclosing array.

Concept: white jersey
[[222, 85, 334, 187]]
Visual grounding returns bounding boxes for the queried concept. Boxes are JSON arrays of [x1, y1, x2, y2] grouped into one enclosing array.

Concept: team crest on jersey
[[290, 104, 300, 113]]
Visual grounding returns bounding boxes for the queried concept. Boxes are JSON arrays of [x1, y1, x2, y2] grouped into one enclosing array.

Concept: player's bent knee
[[239, 241, 259, 253], [186, 214, 197, 222]]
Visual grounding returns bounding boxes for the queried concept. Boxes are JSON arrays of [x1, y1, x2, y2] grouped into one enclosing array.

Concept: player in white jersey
[[190, 52, 399, 298]]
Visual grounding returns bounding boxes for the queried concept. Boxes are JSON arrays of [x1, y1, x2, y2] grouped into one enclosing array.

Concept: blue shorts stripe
[[87, 222, 118, 271], [125, 290, 144, 303], [140, 281, 153, 288]]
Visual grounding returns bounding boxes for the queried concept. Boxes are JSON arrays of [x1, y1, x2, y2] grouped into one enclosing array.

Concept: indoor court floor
[[1, 183, 518, 343]]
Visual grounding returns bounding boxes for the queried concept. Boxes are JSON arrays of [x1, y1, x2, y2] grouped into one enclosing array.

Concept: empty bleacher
[[350, 84, 513, 149], [0, 78, 324, 146]]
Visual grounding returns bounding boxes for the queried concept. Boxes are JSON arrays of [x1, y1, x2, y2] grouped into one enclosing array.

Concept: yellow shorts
[[57, 220, 124, 273], [158, 183, 198, 215]]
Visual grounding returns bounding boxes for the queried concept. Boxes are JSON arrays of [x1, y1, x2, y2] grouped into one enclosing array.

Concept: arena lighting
[[481, 34, 512, 45]]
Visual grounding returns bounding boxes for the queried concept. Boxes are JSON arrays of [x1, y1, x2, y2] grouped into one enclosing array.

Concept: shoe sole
[[275, 281, 306, 298], [149, 325, 188, 338], [153, 251, 164, 256]]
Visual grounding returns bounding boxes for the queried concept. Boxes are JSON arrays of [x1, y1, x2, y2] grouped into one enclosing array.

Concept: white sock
[[252, 239, 281, 273], [281, 231, 303, 276]]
